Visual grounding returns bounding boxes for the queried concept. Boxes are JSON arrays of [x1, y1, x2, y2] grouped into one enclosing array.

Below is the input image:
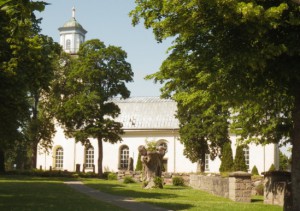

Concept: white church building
[[36, 8, 279, 175]]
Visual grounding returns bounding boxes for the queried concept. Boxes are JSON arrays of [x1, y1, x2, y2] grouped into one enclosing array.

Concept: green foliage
[[172, 176, 185, 186], [51, 39, 133, 176], [145, 140, 157, 152], [153, 176, 163, 188], [251, 165, 259, 175], [219, 142, 234, 172], [123, 176, 135, 184], [0, 0, 60, 171], [233, 145, 248, 172], [279, 151, 290, 171], [107, 172, 117, 180], [130, 1, 300, 208], [135, 153, 142, 171], [268, 164, 276, 172]]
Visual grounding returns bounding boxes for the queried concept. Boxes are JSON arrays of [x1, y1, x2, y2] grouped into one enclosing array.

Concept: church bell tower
[[58, 7, 87, 54]]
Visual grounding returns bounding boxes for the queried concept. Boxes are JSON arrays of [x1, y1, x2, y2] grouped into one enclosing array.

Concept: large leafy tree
[[22, 35, 61, 169], [52, 39, 133, 176], [131, 0, 300, 209], [0, 0, 52, 171], [177, 98, 230, 172]]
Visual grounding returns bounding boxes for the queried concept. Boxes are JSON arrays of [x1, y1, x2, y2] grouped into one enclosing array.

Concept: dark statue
[[138, 145, 166, 189]]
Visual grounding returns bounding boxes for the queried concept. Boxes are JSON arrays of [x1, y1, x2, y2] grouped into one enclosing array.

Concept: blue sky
[[36, 0, 173, 97]]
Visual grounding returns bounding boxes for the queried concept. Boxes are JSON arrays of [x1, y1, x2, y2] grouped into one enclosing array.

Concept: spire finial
[[72, 6, 75, 18]]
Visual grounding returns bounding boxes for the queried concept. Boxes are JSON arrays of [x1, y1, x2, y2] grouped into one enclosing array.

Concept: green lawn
[[0, 176, 125, 211], [0, 176, 282, 211], [84, 179, 282, 211]]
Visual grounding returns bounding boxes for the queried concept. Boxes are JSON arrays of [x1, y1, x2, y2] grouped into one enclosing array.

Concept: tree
[[131, 1, 300, 209], [177, 99, 230, 172], [135, 153, 142, 171], [279, 151, 290, 171], [21, 35, 61, 169], [219, 142, 234, 172], [0, 0, 49, 172], [52, 39, 133, 176], [234, 145, 248, 172], [251, 165, 259, 175]]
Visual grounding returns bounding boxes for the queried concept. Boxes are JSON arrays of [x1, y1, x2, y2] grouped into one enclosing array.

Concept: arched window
[[85, 146, 94, 168], [55, 147, 63, 169], [243, 146, 250, 170], [119, 145, 129, 169], [66, 39, 71, 50]]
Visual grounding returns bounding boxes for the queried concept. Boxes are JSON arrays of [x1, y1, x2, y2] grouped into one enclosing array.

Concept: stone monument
[[138, 145, 166, 189]]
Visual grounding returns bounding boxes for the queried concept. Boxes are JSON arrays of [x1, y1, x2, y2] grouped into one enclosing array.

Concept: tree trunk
[[291, 94, 300, 211], [0, 148, 5, 173], [200, 152, 206, 172], [31, 143, 37, 169], [97, 137, 103, 177]]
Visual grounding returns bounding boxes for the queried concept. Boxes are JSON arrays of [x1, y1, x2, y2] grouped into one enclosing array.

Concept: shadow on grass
[[251, 198, 264, 203], [86, 182, 194, 210], [0, 177, 125, 211]]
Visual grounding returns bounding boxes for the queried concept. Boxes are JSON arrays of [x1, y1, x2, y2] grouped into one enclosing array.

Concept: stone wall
[[228, 172, 252, 202], [263, 171, 292, 209], [190, 174, 229, 198], [190, 172, 252, 202]]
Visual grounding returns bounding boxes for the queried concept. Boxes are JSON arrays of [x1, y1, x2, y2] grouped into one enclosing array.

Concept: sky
[[36, 0, 173, 97]]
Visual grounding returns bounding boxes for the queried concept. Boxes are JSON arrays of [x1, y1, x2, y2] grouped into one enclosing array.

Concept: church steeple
[[58, 7, 87, 54]]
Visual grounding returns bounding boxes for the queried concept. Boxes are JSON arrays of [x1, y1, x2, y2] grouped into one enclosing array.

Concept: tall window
[[205, 154, 210, 171], [243, 146, 250, 170], [120, 145, 129, 169], [85, 147, 94, 168], [55, 147, 63, 169], [66, 39, 71, 50]]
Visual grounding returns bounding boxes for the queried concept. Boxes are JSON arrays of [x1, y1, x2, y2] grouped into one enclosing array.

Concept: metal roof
[[113, 97, 179, 130]]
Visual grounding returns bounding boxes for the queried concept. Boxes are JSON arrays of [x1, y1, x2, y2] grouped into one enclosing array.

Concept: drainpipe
[[173, 129, 176, 173], [74, 140, 76, 172], [263, 145, 265, 172]]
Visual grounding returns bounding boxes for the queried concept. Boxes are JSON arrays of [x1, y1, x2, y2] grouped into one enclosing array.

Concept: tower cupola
[[58, 7, 87, 54]]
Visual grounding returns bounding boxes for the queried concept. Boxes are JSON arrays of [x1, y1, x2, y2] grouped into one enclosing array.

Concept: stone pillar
[[229, 171, 252, 202], [263, 171, 292, 209]]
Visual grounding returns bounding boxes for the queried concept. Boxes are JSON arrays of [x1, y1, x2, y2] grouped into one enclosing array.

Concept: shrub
[[153, 176, 163, 188], [135, 153, 142, 171], [123, 176, 135, 184], [172, 176, 185, 186], [219, 142, 234, 172], [268, 164, 276, 172], [233, 145, 248, 171], [107, 172, 117, 180], [102, 171, 111, 180], [251, 165, 259, 175], [145, 140, 157, 152]]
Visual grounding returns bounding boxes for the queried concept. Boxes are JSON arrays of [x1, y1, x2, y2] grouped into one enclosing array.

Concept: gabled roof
[[113, 97, 179, 130]]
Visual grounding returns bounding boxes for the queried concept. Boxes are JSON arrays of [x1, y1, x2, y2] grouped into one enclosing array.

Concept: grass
[[0, 176, 126, 211], [84, 179, 282, 211], [0, 175, 282, 211]]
